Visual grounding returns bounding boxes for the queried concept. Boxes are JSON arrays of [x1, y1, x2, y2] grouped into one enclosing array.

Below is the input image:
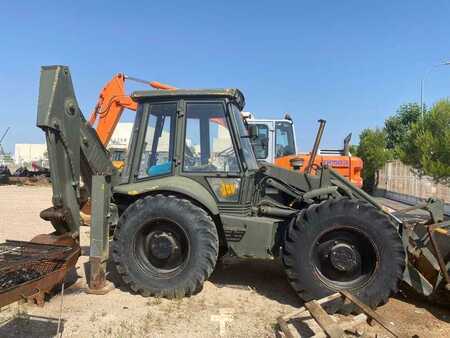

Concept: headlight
[[289, 158, 304, 170]]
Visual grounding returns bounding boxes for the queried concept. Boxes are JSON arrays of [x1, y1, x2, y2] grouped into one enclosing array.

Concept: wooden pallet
[[277, 291, 408, 338]]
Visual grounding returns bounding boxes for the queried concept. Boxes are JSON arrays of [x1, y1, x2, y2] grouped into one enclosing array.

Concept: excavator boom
[[89, 73, 175, 145]]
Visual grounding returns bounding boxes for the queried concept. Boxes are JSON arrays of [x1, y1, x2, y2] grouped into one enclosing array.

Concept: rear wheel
[[112, 195, 219, 298], [282, 198, 405, 312]]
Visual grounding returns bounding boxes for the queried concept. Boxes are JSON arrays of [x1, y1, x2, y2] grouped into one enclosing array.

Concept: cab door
[[180, 100, 249, 211], [127, 102, 178, 182]]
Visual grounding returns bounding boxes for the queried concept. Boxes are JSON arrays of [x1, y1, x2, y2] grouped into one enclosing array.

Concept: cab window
[[137, 103, 177, 178], [275, 121, 295, 157], [183, 102, 239, 172], [251, 124, 269, 159]]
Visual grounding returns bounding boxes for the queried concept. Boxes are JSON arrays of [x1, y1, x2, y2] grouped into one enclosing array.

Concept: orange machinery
[[89, 73, 176, 146], [245, 116, 363, 187], [275, 154, 363, 187], [275, 127, 363, 188]]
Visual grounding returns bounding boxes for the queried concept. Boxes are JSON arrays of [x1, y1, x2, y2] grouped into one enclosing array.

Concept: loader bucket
[[394, 200, 450, 302]]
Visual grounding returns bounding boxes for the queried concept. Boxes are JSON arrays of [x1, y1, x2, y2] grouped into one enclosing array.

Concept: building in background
[[14, 144, 47, 166], [108, 123, 134, 166], [109, 122, 133, 150]]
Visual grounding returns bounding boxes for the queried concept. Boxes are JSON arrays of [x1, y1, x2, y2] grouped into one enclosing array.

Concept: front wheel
[[282, 198, 405, 312], [112, 195, 219, 298]]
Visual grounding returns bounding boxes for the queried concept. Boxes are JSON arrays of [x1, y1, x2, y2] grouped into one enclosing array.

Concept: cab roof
[[131, 88, 245, 111]]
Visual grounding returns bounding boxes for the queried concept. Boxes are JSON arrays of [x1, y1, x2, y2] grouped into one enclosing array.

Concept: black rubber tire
[[282, 198, 405, 312], [112, 194, 219, 298]]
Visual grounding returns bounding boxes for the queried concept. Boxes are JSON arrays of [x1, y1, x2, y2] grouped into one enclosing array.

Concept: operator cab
[[121, 89, 258, 204], [246, 116, 297, 163]]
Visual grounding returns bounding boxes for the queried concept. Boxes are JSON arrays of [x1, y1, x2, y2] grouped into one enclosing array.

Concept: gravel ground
[[0, 185, 449, 337]]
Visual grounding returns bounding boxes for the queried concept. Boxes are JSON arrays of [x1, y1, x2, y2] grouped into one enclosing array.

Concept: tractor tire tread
[[112, 195, 219, 299], [282, 198, 405, 313]]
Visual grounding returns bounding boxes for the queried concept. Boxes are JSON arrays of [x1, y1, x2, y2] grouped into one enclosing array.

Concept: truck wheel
[[112, 195, 219, 298], [282, 198, 405, 312]]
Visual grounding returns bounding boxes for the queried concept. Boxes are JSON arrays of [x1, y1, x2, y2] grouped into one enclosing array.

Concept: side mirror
[[247, 124, 259, 139]]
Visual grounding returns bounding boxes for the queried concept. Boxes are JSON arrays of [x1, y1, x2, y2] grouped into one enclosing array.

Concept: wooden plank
[[277, 316, 295, 338], [339, 313, 367, 331], [310, 313, 367, 338], [340, 290, 407, 338], [281, 293, 341, 320], [310, 331, 327, 338], [305, 300, 344, 338]]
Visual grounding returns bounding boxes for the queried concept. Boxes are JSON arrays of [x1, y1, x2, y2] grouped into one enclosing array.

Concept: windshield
[[230, 104, 259, 170], [251, 124, 269, 160], [275, 121, 296, 157], [183, 102, 239, 172]]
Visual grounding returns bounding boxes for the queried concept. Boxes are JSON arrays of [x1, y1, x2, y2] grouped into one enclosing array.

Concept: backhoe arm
[[37, 65, 115, 235]]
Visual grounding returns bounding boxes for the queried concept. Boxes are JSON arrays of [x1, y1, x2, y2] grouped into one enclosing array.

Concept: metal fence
[[377, 160, 450, 215]]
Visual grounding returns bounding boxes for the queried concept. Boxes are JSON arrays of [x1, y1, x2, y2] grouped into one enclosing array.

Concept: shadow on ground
[[394, 284, 450, 323], [210, 257, 301, 307], [91, 241, 301, 307], [0, 314, 64, 338]]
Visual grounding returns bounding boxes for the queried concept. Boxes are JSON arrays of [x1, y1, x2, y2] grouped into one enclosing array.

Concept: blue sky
[[1, 1, 449, 152]]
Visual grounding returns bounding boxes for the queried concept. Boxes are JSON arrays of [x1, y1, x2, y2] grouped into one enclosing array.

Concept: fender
[[113, 176, 219, 215]]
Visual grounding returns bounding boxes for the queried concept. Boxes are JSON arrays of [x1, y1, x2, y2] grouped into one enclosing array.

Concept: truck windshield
[[275, 121, 296, 157], [230, 104, 259, 171], [251, 124, 269, 160]]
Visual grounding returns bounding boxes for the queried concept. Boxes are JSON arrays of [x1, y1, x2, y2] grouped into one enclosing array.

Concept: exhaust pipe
[[306, 119, 326, 174]]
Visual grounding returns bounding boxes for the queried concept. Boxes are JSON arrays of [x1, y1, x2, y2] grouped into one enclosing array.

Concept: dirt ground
[[0, 185, 449, 337]]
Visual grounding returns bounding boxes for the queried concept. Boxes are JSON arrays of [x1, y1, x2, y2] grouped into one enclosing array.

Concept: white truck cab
[[243, 112, 297, 163]]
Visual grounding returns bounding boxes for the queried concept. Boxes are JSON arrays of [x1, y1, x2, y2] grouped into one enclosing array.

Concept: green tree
[[384, 103, 421, 154], [399, 99, 450, 184], [357, 128, 392, 193]]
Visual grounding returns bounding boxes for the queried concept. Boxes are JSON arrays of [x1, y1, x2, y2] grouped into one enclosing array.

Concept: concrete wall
[[378, 160, 450, 215]]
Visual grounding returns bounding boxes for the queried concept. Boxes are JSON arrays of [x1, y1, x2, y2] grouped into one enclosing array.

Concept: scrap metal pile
[[0, 240, 80, 307], [0, 164, 51, 186], [0, 165, 10, 184], [0, 268, 44, 290]]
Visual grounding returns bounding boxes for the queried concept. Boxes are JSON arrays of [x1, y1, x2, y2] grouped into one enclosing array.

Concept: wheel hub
[[329, 242, 360, 272], [148, 232, 179, 260]]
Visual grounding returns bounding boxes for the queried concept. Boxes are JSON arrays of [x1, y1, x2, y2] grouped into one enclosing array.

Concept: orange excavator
[[89, 73, 176, 146], [89, 74, 363, 186]]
